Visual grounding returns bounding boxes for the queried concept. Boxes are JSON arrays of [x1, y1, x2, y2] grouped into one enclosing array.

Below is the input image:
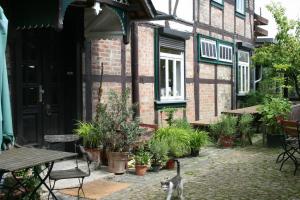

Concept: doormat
[[60, 180, 130, 199]]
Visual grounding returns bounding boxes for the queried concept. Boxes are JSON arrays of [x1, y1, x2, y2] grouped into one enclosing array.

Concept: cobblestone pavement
[[56, 141, 300, 200]]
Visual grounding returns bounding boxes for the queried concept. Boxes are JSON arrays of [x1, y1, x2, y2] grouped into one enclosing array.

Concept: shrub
[[238, 114, 254, 146], [148, 138, 169, 166], [189, 131, 209, 149], [155, 127, 190, 158], [210, 115, 238, 137], [134, 150, 151, 165], [74, 121, 99, 148]]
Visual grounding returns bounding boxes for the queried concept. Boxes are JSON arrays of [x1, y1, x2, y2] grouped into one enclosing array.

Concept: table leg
[[30, 162, 57, 200]]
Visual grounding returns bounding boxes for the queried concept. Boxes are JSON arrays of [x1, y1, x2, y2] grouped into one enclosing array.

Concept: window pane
[[168, 60, 174, 97], [213, 0, 223, 4], [160, 59, 166, 97], [242, 66, 245, 92], [176, 61, 181, 97], [246, 66, 249, 91], [238, 65, 241, 92]]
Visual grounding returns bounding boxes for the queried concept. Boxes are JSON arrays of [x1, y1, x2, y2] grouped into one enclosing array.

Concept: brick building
[[86, 0, 268, 126], [1, 0, 268, 145]]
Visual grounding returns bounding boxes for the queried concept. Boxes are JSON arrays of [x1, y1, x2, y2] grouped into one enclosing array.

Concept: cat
[[161, 159, 184, 200]]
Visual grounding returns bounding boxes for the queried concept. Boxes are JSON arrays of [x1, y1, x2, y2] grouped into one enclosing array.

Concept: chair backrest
[[279, 120, 300, 138]]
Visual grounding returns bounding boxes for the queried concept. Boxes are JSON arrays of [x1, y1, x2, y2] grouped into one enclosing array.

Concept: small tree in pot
[[134, 149, 151, 176], [210, 115, 238, 148], [189, 130, 209, 156]]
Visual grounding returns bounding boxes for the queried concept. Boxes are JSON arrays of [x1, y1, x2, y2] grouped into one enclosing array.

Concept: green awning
[[10, 0, 76, 29], [85, 5, 129, 43], [0, 6, 14, 150]]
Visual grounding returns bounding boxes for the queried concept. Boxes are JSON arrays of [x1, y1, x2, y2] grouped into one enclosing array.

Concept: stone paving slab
[[50, 141, 300, 200]]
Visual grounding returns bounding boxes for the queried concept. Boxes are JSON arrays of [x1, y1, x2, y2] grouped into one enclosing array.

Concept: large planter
[[107, 152, 129, 174], [135, 165, 148, 176], [85, 147, 100, 162], [219, 135, 234, 148], [267, 134, 284, 148]]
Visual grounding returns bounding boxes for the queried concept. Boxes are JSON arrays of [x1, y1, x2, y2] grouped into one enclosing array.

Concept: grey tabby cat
[[161, 159, 184, 200]]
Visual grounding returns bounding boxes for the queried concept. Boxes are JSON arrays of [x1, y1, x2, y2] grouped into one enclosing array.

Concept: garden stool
[[277, 119, 300, 175]]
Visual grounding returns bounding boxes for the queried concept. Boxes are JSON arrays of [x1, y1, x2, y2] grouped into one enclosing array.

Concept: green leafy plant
[[171, 119, 193, 130], [148, 138, 169, 166], [210, 115, 238, 137], [134, 150, 151, 165], [156, 127, 190, 158], [162, 108, 178, 126], [74, 121, 99, 148], [258, 96, 292, 134], [238, 114, 254, 146], [189, 131, 209, 149]]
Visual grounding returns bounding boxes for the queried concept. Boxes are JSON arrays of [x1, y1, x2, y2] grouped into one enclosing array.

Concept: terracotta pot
[[166, 159, 175, 169], [107, 152, 129, 174], [219, 135, 234, 148], [135, 165, 148, 176], [85, 147, 100, 162]]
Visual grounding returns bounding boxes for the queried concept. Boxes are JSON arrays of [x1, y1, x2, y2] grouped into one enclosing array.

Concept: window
[[219, 44, 233, 63], [236, 0, 245, 14], [160, 51, 184, 101], [212, 0, 223, 4], [238, 51, 250, 95], [200, 38, 217, 59]]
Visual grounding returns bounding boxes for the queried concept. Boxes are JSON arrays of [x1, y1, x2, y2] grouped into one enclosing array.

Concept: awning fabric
[[84, 5, 129, 42], [0, 7, 13, 150], [10, 0, 76, 29]]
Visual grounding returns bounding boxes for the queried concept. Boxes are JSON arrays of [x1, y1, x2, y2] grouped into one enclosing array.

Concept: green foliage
[[148, 138, 169, 165], [171, 119, 193, 130], [239, 114, 254, 136], [258, 96, 292, 134], [99, 89, 143, 152], [210, 115, 238, 137], [74, 121, 99, 148], [155, 127, 190, 158], [240, 91, 266, 107], [189, 131, 209, 149], [252, 2, 300, 98], [162, 108, 178, 126], [134, 150, 151, 165]]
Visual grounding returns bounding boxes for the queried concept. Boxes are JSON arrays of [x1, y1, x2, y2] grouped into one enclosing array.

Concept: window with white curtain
[[160, 52, 184, 101], [238, 51, 250, 95], [219, 44, 233, 63], [200, 38, 217, 60], [236, 0, 245, 14]]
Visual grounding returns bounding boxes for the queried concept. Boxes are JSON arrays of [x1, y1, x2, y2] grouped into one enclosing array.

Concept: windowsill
[[199, 57, 233, 67], [235, 11, 246, 19], [155, 100, 187, 110], [237, 92, 249, 96], [211, 1, 224, 10]]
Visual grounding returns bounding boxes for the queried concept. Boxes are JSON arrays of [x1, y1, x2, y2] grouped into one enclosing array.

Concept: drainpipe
[[253, 65, 262, 91], [232, 35, 237, 109], [131, 22, 140, 117]]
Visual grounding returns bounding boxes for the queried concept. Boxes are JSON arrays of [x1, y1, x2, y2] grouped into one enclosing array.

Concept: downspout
[[131, 22, 140, 117], [253, 65, 262, 91], [232, 35, 237, 109]]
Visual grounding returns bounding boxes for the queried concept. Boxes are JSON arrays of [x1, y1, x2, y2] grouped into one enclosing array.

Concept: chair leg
[[77, 177, 85, 199], [280, 149, 296, 171], [276, 152, 286, 163], [48, 180, 56, 200]]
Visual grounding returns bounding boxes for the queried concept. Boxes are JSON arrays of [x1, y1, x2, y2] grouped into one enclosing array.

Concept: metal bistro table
[[0, 147, 76, 199]]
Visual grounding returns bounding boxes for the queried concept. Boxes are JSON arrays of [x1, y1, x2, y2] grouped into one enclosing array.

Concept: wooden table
[[221, 105, 260, 116], [0, 147, 76, 199], [190, 116, 221, 128]]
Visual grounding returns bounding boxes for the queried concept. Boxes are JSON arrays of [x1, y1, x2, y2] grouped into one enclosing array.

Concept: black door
[[17, 30, 64, 145]]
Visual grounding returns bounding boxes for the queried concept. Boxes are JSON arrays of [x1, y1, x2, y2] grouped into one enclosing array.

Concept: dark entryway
[[12, 7, 83, 146]]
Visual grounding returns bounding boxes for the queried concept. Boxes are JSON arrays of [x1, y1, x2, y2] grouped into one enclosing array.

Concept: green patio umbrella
[[0, 7, 13, 151]]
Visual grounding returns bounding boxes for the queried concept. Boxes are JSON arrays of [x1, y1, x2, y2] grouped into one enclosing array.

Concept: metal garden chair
[[277, 119, 300, 175]]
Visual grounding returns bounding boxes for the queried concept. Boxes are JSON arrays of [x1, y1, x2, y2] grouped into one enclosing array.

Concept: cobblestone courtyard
[[56, 139, 300, 200]]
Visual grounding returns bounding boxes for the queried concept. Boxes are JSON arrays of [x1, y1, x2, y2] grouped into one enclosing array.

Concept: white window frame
[[212, 0, 223, 4], [236, 0, 245, 14], [160, 52, 185, 102], [200, 38, 217, 60], [238, 51, 250, 95], [218, 44, 233, 63]]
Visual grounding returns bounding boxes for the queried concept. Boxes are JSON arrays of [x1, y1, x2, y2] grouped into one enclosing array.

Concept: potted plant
[[237, 114, 254, 146], [134, 149, 151, 176], [189, 130, 209, 156], [258, 96, 292, 147], [156, 127, 190, 169], [148, 138, 169, 172], [210, 115, 238, 148], [74, 121, 101, 162], [97, 89, 144, 174]]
